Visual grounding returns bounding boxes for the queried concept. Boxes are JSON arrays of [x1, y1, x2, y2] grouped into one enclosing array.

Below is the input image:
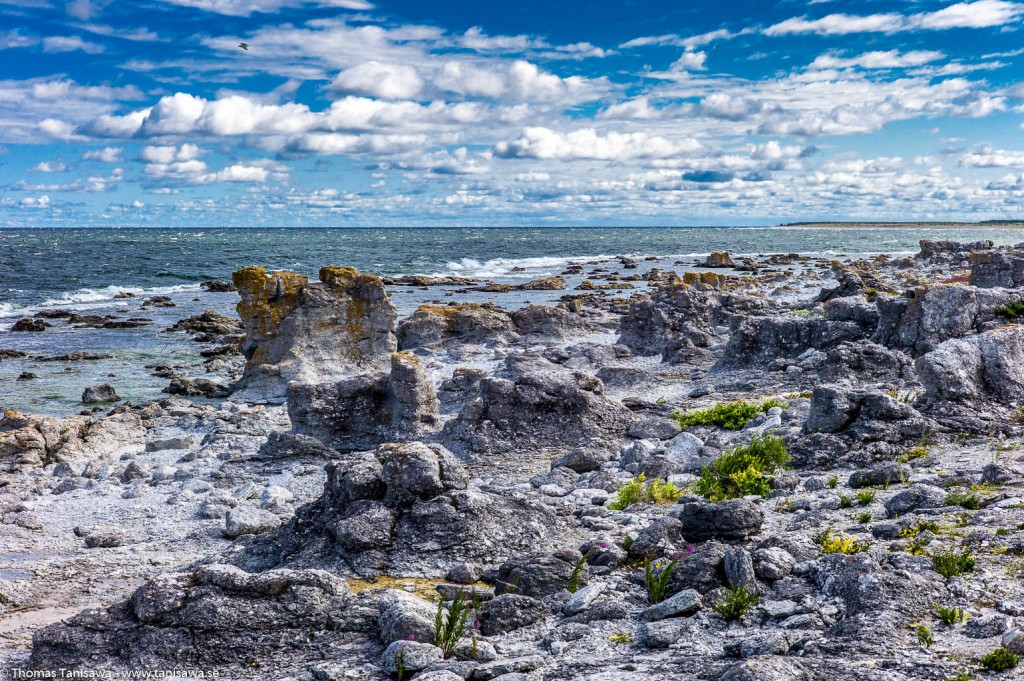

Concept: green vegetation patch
[[693, 434, 790, 502], [674, 398, 786, 431]]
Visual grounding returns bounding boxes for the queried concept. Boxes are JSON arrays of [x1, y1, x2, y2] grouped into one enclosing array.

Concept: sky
[[2, 0, 1024, 226]]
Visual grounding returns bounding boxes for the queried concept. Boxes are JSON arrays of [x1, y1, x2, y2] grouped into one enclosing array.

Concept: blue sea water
[[1, 225, 1021, 415]]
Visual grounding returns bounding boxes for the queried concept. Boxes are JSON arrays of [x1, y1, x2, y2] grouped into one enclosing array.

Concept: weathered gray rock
[[477, 593, 547, 635], [672, 499, 764, 542], [227, 442, 566, 578], [224, 506, 283, 539], [720, 658, 808, 681], [378, 589, 436, 643], [29, 565, 352, 671], [398, 303, 517, 349], [511, 305, 590, 339], [82, 384, 119, 403], [917, 328, 1024, 404], [723, 547, 757, 590], [753, 547, 795, 581], [563, 583, 606, 616], [493, 551, 583, 599], [884, 484, 947, 518], [969, 248, 1024, 287], [288, 352, 440, 451], [874, 284, 1013, 356], [0, 411, 144, 476], [381, 641, 443, 675], [441, 355, 636, 454], [849, 462, 911, 489], [233, 265, 397, 396], [717, 315, 868, 369], [639, 589, 702, 621], [84, 530, 124, 548]]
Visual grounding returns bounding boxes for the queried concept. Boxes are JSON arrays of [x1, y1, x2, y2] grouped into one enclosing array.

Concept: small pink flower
[[599, 543, 608, 550], [408, 634, 415, 641], [685, 544, 696, 554]]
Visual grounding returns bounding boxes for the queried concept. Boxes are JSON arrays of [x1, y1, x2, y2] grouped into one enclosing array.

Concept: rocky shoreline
[[4, 240, 1024, 679]]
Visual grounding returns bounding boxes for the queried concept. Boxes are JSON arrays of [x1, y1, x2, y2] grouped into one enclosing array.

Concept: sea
[[1, 225, 1021, 416]]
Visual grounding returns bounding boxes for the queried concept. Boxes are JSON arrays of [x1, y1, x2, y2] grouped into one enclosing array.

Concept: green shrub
[[915, 624, 934, 647], [609, 631, 633, 644], [608, 473, 682, 510], [946, 491, 982, 510], [995, 300, 1024, 319], [979, 647, 1020, 672], [674, 398, 786, 431], [692, 434, 790, 502], [854, 511, 872, 524], [839, 494, 853, 508], [934, 605, 966, 625], [856, 489, 876, 506], [816, 529, 870, 555], [714, 584, 758, 621], [827, 475, 839, 489], [932, 549, 976, 578], [898, 446, 929, 463]]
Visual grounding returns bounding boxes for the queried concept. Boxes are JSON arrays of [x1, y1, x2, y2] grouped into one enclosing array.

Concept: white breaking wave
[[0, 283, 202, 319], [440, 255, 590, 279]]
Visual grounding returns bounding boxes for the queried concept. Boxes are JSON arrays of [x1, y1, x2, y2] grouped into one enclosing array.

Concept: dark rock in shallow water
[[441, 354, 635, 454], [12, 318, 46, 332], [82, 384, 119, 403], [288, 351, 439, 451], [164, 377, 231, 398]]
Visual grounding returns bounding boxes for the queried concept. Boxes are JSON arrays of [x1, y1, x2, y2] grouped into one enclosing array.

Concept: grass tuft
[[932, 548, 976, 578], [674, 398, 786, 431], [714, 583, 758, 621], [608, 474, 682, 510], [692, 434, 790, 502]]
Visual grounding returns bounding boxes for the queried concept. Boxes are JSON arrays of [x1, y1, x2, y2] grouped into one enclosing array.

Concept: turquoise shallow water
[[1, 225, 1021, 414]]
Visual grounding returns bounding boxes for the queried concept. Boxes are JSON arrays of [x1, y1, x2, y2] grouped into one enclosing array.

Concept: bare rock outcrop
[[0, 411, 145, 475], [233, 265, 397, 398], [230, 441, 567, 577], [440, 354, 636, 454], [397, 303, 517, 350], [287, 351, 440, 451]]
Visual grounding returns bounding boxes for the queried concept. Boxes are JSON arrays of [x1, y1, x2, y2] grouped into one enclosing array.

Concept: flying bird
[[238, 42, 249, 51]]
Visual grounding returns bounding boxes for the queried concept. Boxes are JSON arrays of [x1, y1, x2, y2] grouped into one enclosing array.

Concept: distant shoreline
[[779, 221, 1024, 229]]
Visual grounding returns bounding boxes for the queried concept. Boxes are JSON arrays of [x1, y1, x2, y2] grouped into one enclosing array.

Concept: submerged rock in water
[[232, 265, 398, 398]]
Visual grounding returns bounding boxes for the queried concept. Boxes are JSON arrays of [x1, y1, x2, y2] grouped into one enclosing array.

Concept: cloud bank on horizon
[[2, 0, 1024, 226]]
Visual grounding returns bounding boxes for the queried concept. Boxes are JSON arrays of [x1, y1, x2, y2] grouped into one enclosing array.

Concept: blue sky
[[2, 0, 1024, 226]]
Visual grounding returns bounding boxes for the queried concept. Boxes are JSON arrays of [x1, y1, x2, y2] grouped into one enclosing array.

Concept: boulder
[[918, 328, 1024, 404], [639, 589, 702, 621], [969, 248, 1024, 287], [884, 484, 947, 518], [233, 265, 397, 396], [224, 506, 283, 539], [493, 551, 583, 599], [703, 252, 736, 268], [0, 411, 144, 475], [82, 384, 119, 404], [477, 593, 547, 635], [441, 355, 636, 454], [510, 305, 590, 340], [848, 462, 911, 489], [288, 352, 440, 451], [716, 315, 868, 369], [397, 303, 517, 349], [672, 498, 764, 542], [380, 641, 443, 675]]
